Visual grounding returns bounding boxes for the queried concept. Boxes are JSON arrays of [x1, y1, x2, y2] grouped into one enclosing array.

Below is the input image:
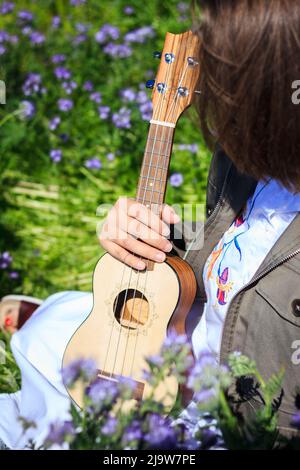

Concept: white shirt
[[192, 178, 300, 361]]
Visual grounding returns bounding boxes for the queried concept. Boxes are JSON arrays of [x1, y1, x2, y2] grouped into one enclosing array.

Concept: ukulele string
[[103, 79, 169, 377], [109, 52, 173, 379], [127, 128, 173, 377], [126, 39, 192, 377]]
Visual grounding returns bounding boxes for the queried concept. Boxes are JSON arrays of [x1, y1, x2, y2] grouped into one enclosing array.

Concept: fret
[[142, 163, 168, 171], [147, 137, 173, 145], [138, 186, 162, 194], [136, 198, 163, 207], [144, 150, 171, 159], [144, 143, 172, 157], [139, 175, 163, 182], [136, 125, 174, 207]]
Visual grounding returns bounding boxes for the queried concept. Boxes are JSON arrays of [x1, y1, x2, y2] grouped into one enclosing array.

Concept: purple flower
[[101, 416, 118, 436], [54, 67, 71, 80], [162, 330, 187, 355], [89, 91, 102, 103], [103, 42, 132, 58], [0, 1, 14, 15], [8, 34, 18, 44], [83, 80, 93, 91], [51, 54, 66, 64], [95, 24, 120, 44], [17, 10, 33, 22], [46, 421, 75, 446], [187, 352, 219, 394], [52, 16, 61, 29], [148, 354, 164, 367], [139, 100, 152, 121], [59, 133, 69, 142], [21, 26, 32, 36], [98, 105, 110, 120], [0, 44, 6, 55], [177, 2, 189, 13], [170, 172, 184, 187], [0, 251, 12, 269], [50, 149, 62, 163], [144, 413, 178, 449], [20, 100, 35, 119], [178, 143, 198, 153], [0, 30, 9, 42], [9, 271, 19, 279], [22, 73, 42, 96], [49, 116, 61, 131], [85, 157, 102, 170], [136, 90, 148, 104], [73, 33, 87, 45], [122, 420, 142, 444], [106, 152, 115, 161], [124, 6, 134, 15], [120, 88, 136, 102], [87, 379, 119, 409], [124, 26, 155, 44], [30, 32, 45, 45], [62, 358, 97, 387], [112, 107, 131, 129], [62, 80, 77, 95], [57, 98, 73, 112], [75, 22, 89, 33], [70, 0, 86, 5], [194, 388, 216, 403]]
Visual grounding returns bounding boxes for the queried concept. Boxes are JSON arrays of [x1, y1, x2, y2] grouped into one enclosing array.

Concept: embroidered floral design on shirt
[[216, 267, 233, 305]]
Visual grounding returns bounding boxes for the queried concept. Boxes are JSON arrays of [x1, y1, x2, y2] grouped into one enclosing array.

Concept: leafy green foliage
[[0, 329, 21, 393]]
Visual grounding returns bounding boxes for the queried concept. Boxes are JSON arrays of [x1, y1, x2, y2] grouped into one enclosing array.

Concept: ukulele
[[63, 30, 200, 408]]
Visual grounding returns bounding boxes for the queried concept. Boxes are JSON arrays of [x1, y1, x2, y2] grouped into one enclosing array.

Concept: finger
[[100, 238, 146, 270], [120, 217, 173, 252], [127, 200, 170, 237], [113, 231, 166, 263], [162, 204, 181, 224]]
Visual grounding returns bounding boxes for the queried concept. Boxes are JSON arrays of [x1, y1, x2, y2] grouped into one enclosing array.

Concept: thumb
[[162, 204, 180, 225]]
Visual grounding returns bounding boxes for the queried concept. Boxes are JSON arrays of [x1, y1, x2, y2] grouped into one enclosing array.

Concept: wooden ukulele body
[[63, 252, 197, 408]]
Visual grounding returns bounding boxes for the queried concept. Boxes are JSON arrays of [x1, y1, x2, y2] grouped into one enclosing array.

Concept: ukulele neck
[[136, 123, 175, 216]]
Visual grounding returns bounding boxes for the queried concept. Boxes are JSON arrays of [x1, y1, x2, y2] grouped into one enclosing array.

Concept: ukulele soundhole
[[114, 289, 149, 329]]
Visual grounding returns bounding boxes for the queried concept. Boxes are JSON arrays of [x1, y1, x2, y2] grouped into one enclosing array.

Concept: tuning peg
[[153, 51, 162, 59], [146, 79, 155, 89]]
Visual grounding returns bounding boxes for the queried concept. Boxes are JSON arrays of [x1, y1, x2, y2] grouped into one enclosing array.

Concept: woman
[[1, 0, 300, 448]]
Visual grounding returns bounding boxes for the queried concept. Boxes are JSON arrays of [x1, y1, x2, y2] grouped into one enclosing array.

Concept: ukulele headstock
[[146, 30, 201, 126]]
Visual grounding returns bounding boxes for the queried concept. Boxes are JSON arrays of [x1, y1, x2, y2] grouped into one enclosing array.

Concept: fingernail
[[136, 260, 146, 269], [164, 242, 173, 252], [162, 226, 170, 237], [155, 252, 165, 262], [173, 213, 180, 223]]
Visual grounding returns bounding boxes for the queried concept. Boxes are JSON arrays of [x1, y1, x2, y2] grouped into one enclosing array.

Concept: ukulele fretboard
[[136, 123, 174, 214]]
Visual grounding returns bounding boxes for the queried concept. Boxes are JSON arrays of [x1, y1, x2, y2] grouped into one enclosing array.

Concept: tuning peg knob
[[153, 51, 162, 59], [146, 79, 155, 89]]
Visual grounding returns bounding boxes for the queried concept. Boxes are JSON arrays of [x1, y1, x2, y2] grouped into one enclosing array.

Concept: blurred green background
[[0, 0, 210, 299]]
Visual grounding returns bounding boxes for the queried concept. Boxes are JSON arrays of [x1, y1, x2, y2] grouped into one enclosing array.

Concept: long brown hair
[[193, 0, 300, 191]]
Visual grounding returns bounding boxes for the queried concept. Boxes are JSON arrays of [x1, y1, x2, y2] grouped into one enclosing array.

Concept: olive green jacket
[[173, 146, 300, 438]]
